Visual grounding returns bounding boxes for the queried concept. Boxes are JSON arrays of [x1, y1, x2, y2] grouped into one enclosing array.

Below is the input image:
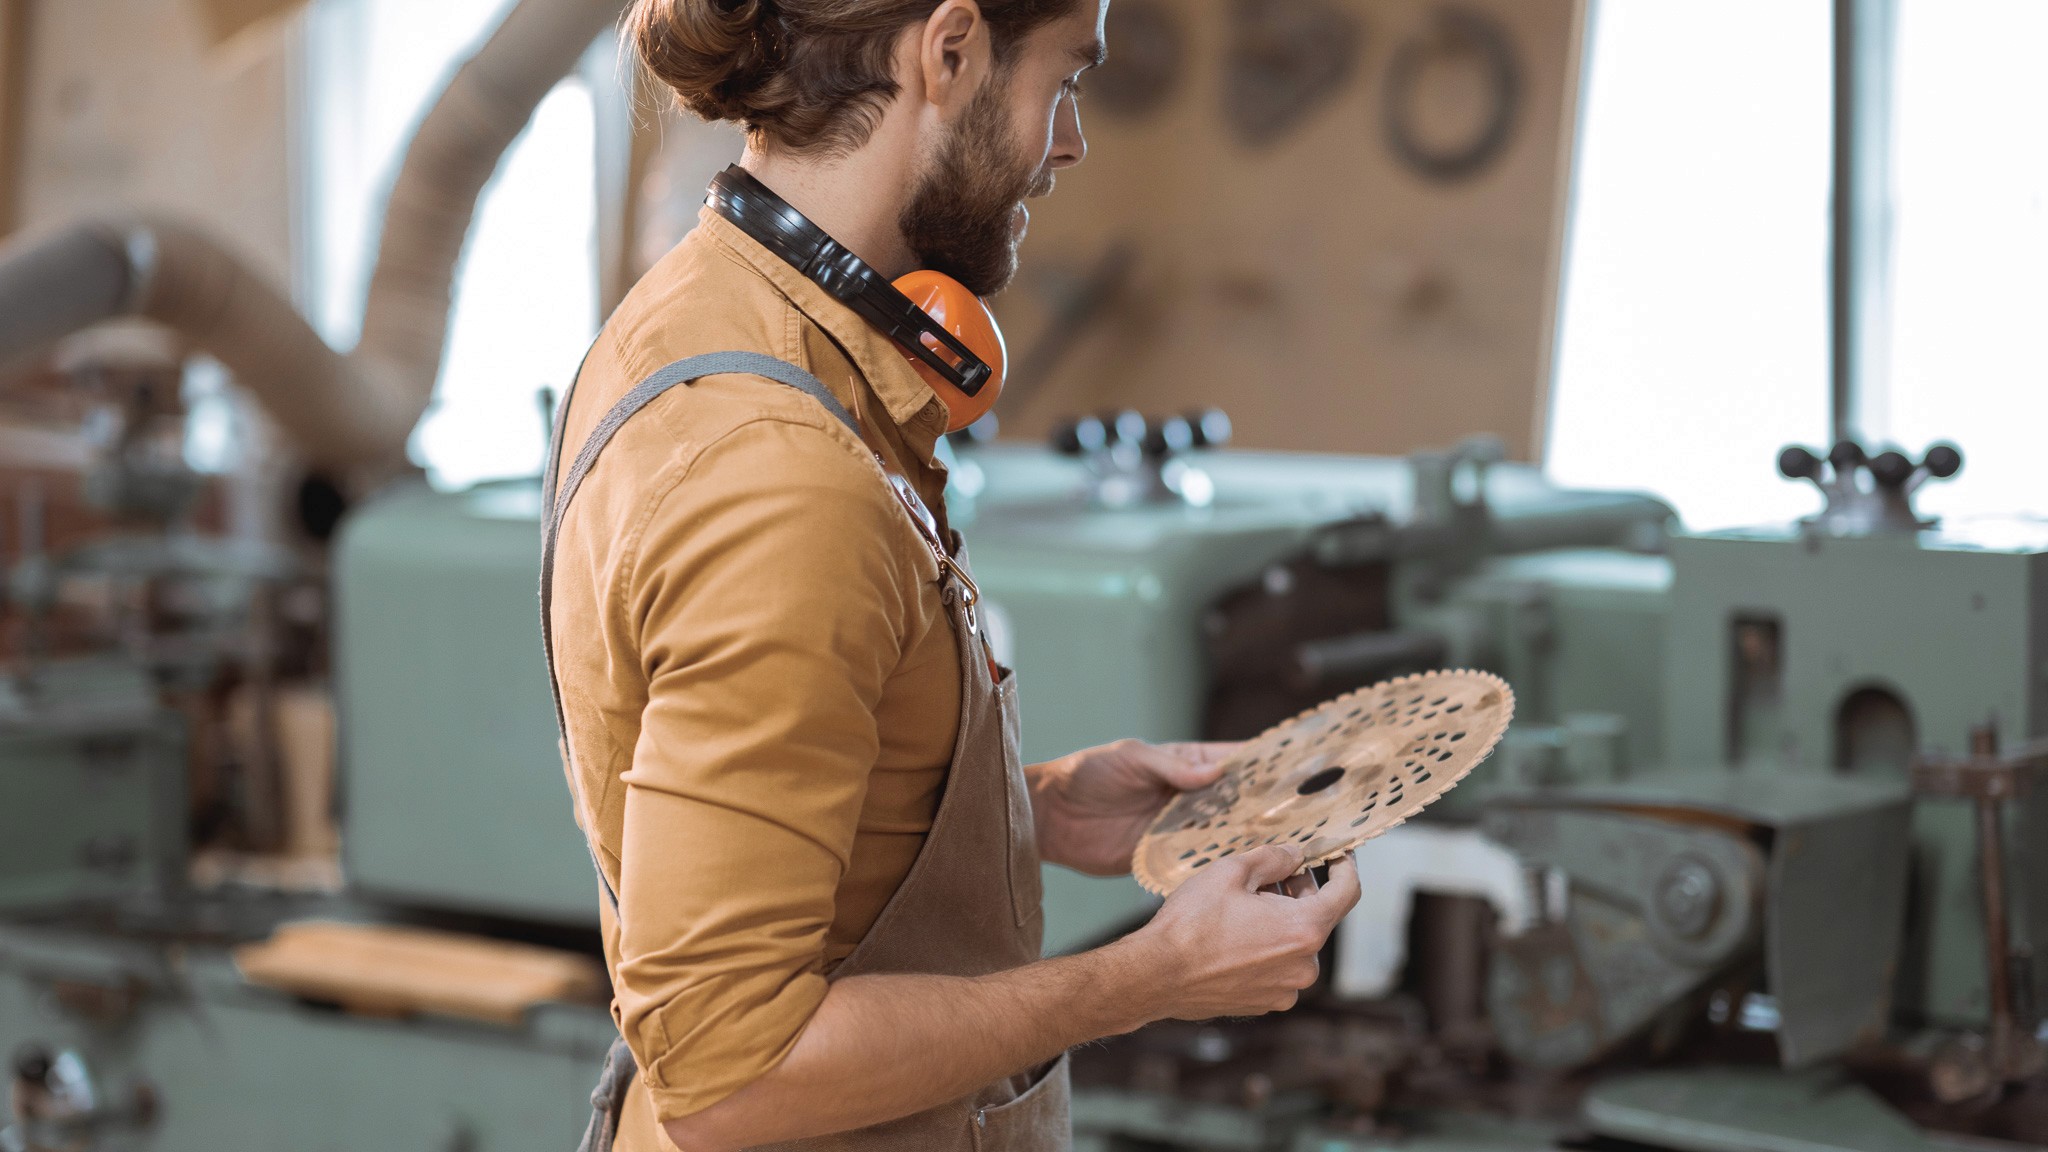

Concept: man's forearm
[[662, 935, 1165, 1152]]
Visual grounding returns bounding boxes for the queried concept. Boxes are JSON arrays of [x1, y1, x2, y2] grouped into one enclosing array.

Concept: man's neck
[[741, 141, 919, 281]]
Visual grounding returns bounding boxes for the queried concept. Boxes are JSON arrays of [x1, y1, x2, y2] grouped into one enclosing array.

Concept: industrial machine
[[4, 409, 2047, 1151]]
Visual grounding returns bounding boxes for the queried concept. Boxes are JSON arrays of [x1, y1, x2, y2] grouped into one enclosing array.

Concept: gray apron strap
[[544, 351, 858, 1152], [541, 350, 859, 909]]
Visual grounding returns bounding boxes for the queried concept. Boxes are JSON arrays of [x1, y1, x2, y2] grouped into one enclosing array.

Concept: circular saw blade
[[1133, 670, 1514, 896]]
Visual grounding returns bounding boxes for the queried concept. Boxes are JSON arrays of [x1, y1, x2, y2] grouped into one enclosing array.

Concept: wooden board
[[234, 920, 606, 1026]]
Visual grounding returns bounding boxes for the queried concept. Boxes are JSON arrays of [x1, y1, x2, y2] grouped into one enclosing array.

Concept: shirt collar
[[697, 206, 948, 445]]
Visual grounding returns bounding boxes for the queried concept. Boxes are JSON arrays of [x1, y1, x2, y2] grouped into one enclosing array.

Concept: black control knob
[[1142, 415, 1196, 458], [1828, 439, 1867, 479], [1869, 450, 1915, 488], [1778, 445, 1823, 481], [1050, 415, 1108, 456], [1923, 442, 1963, 479], [948, 413, 999, 448], [1102, 409, 1148, 446], [12, 1042, 52, 1087], [1186, 408, 1232, 449]]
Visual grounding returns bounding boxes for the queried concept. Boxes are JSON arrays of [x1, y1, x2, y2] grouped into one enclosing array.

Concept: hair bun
[[631, 0, 784, 124]]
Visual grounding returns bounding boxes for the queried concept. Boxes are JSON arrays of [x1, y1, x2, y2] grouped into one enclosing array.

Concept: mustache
[[1027, 167, 1057, 199]]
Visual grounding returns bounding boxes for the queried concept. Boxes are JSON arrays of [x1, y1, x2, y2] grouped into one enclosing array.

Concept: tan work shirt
[[550, 206, 963, 1128]]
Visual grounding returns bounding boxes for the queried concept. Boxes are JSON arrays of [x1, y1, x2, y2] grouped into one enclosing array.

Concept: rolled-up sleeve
[[608, 414, 928, 1120]]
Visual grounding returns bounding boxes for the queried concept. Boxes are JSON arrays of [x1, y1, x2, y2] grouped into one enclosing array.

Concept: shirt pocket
[[972, 1052, 1071, 1152]]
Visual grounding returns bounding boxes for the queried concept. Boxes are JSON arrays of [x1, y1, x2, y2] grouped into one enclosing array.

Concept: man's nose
[[1050, 91, 1086, 170]]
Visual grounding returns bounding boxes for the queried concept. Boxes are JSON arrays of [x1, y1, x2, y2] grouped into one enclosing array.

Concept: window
[[304, 0, 599, 490], [1546, 0, 1833, 532], [1881, 0, 2048, 521]]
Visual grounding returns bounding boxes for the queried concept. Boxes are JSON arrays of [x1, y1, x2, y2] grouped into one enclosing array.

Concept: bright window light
[[304, 0, 598, 490], [1546, 0, 1833, 532], [1882, 0, 2048, 522]]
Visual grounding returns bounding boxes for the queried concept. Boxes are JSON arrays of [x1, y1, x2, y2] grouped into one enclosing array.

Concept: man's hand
[[1029, 739, 1237, 876], [660, 844, 1360, 1152], [1128, 845, 1360, 1019]]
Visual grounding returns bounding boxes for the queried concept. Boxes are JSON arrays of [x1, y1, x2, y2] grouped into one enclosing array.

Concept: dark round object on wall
[[1383, 6, 1522, 183], [296, 472, 351, 542], [1086, 0, 1185, 118]]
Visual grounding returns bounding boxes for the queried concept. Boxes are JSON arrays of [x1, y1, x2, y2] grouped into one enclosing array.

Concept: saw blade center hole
[[1295, 766, 1346, 795]]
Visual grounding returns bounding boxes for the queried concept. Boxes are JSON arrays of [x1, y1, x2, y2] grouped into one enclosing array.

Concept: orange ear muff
[[892, 270, 1007, 434]]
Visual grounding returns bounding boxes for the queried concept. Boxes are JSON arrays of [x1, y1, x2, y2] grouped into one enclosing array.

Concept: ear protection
[[706, 166, 1006, 433]]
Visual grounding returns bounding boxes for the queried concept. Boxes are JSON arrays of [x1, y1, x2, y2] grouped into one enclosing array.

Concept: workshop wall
[[6, 0, 294, 278], [991, 0, 1585, 462]]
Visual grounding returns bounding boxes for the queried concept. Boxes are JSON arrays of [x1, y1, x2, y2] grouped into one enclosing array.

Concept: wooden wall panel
[[14, 0, 292, 281], [0, 0, 28, 235], [993, 0, 1586, 461]]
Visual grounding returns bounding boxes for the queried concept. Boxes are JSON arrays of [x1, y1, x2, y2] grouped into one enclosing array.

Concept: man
[[546, 1, 1360, 1149]]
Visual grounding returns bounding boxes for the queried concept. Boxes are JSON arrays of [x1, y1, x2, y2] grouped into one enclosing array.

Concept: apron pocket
[[972, 1052, 1071, 1152]]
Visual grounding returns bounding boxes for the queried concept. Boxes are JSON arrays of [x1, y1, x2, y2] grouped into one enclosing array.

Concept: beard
[[898, 77, 1054, 297]]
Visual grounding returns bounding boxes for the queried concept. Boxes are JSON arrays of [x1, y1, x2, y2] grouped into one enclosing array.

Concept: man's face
[[900, 1, 1107, 296]]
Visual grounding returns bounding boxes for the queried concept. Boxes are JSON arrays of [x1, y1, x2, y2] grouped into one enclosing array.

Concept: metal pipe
[[1830, 0, 1898, 444], [1979, 791, 2016, 1058], [355, 0, 628, 415]]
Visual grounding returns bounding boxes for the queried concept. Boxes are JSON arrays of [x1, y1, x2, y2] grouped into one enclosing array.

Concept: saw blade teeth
[[1131, 669, 1515, 897]]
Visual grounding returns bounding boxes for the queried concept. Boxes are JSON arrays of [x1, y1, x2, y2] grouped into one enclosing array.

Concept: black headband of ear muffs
[[706, 165, 992, 397]]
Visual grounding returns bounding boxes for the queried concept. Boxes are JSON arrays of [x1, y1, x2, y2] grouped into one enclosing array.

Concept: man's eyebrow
[[1071, 38, 1107, 70]]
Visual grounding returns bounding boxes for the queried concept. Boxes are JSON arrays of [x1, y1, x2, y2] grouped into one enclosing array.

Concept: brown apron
[[540, 353, 1071, 1152]]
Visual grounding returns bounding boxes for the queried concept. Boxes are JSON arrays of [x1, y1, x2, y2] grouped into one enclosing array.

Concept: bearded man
[[545, 2, 1360, 1149]]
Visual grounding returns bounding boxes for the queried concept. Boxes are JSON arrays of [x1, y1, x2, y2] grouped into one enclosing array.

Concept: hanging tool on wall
[[1086, 0, 1185, 119], [1223, 0, 1363, 146], [1383, 6, 1522, 182]]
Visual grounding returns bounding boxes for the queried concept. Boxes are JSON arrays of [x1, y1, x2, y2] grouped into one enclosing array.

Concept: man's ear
[[917, 0, 992, 113]]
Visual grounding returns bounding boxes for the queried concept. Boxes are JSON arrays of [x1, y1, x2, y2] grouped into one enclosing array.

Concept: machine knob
[[12, 1043, 52, 1087], [1654, 857, 1722, 940], [948, 413, 999, 448], [1828, 439, 1867, 479], [1869, 450, 1915, 488], [1142, 415, 1196, 459], [1050, 415, 1108, 456], [1923, 442, 1963, 479], [1778, 445, 1823, 481], [1186, 408, 1233, 449], [1104, 409, 1149, 446]]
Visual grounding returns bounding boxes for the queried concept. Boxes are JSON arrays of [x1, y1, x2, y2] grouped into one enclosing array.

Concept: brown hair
[[630, 0, 1078, 154]]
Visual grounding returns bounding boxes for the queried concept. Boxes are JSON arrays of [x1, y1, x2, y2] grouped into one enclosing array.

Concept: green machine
[[1050, 437, 2048, 1150], [1661, 442, 2048, 1029], [0, 660, 184, 913], [331, 421, 1674, 955], [6, 418, 2048, 1151]]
